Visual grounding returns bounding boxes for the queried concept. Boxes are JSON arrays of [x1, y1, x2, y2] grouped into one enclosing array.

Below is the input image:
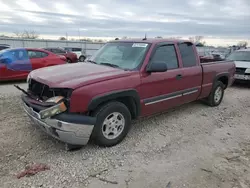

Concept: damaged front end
[[27, 78, 74, 118], [17, 79, 96, 147]]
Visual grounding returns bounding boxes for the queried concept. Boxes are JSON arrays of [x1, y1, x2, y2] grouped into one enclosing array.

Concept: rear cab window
[[178, 42, 197, 67]]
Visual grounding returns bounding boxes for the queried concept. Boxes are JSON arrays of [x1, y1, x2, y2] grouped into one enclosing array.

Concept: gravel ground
[[0, 82, 250, 188]]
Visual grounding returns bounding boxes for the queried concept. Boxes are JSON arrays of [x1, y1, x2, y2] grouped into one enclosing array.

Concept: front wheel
[[206, 81, 225, 107], [92, 102, 132, 147]]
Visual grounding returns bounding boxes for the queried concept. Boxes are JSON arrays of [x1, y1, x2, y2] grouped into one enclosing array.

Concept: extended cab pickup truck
[[20, 39, 235, 150]]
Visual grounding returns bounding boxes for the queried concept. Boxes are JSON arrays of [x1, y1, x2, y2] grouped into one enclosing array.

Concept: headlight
[[39, 101, 67, 119], [245, 69, 250, 74]]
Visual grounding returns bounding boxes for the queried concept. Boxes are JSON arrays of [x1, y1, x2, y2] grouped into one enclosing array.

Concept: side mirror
[[146, 62, 168, 73]]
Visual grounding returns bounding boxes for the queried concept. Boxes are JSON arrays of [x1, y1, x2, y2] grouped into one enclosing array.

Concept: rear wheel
[[92, 101, 131, 147], [79, 55, 86, 62], [206, 81, 225, 107]]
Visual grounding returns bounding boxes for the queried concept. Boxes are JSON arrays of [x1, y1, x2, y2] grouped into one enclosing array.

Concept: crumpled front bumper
[[22, 95, 96, 146]]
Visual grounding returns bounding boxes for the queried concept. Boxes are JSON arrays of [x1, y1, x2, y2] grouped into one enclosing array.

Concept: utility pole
[[78, 28, 81, 41]]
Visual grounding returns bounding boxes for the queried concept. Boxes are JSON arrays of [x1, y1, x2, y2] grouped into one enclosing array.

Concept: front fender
[[88, 89, 141, 116], [69, 73, 141, 113]]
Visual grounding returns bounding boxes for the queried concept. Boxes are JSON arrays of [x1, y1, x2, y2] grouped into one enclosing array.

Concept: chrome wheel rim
[[102, 112, 125, 140], [214, 86, 222, 103]]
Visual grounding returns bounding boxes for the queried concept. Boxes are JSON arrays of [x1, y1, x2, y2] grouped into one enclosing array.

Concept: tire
[[66, 58, 72, 63], [79, 55, 86, 62], [92, 101, 132, 147], [206, 81, 225, 107]]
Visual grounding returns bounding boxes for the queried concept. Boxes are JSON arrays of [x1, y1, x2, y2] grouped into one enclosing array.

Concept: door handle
[[176, 74, 182, 80]]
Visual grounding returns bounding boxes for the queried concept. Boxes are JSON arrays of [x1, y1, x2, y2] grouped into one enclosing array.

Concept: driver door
[[140, 43, 184, 116]]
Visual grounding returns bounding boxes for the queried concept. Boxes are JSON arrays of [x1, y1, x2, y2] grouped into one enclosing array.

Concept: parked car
[[226, 48, 250, 82], [0, 48, 66, 81], [43, 47, 78, 63], [211, 50, 226, 60], [19, 39, 235, 150], [63, 47, 86, 62], [0, 44, 10, 51]]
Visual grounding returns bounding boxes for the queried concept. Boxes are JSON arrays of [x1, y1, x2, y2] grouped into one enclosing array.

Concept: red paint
[[0, 48, 67, 81], [28, 39, 235, 117]]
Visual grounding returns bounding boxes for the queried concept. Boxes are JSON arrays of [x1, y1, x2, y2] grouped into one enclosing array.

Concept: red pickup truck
[[20, 39, 235, 150]]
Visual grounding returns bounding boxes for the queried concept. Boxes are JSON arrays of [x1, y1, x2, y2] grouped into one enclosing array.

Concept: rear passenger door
[[27, 50, 49, 70], [177, 42, 202, 103]]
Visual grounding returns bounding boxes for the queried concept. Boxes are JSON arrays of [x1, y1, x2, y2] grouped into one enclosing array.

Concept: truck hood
[[29, 63, 132, 89], [234, 61, 250, 69]]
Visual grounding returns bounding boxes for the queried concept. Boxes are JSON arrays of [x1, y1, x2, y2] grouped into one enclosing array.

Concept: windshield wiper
[[86, 60, 97, 64], [100, 62, 120, 68]]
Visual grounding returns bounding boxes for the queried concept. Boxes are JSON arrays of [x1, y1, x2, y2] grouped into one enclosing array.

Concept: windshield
[[0, 48, 11, 55], [89, 42, 150, 70], [226, 51, 250, 61]]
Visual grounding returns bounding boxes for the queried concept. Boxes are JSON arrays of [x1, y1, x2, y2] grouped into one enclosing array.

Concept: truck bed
[[198, 60, 235, 99], [200, 57, 224, 63]]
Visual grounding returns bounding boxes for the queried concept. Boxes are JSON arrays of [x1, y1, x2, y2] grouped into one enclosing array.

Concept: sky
[[0, 0, 250, 46]]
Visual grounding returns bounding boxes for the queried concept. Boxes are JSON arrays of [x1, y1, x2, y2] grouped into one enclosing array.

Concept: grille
[[29, 79, 54, 99], [28, 79, 72, 110], [27, 79, 72, 112], [235, 68, 246, 75]]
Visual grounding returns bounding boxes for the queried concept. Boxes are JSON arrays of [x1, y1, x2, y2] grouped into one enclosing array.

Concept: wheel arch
[[88, 89, 141, 119], [213, 73, 229, 89]]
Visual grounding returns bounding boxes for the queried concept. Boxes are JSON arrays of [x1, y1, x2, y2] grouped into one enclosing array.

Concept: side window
[[51, 49, 63, 54], [12, 50, 29, 60], [178, 43, 197, 67], [72, 48, 81, 51], [28, 51, 48, 58], [28, 51, 37, 58], [51, 49, 58, 53], [58, 49, 66, 53], [151, 45, 178, 70], [41, 52, 48, 57], [64, 48, 71, 52]]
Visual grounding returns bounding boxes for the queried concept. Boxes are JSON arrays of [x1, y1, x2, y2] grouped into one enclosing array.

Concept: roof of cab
[[109, 38, 192, 44]]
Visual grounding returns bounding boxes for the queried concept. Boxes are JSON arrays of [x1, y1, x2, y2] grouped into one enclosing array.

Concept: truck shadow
[[232, 81, 250, 89], [32, 100, 206, 152]]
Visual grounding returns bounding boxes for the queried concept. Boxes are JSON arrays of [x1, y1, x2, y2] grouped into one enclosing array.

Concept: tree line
[[0, 31, 248, 47]]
